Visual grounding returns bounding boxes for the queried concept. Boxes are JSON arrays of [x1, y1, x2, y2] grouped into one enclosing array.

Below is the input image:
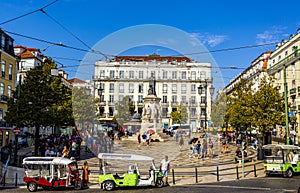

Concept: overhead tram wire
[[0, 0, 59, 25]]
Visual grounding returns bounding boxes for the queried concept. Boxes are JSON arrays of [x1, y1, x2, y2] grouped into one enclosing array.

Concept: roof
[[23, 156, 76, 165], [68, 78, 86, 84], [20, 50, 35, 58], [115, 55, 191, 63]]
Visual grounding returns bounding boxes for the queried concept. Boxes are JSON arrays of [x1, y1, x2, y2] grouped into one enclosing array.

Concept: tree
[[170, 103, 188, 124], [114, 96, 135, 126], [5, 58, 74, 155], [251, 76, 285, 143], [72, 87, 95, 129], [211, 91, 227, 128]]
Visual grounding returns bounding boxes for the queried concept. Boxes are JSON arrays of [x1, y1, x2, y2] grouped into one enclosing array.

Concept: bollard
[[254, 164, 257, 177], [217, 166, 219, 181], [15, 173, 18, 187], [236, 166, 239, 180], [195, 167, 198, 183], [172, 168, 175, 184]]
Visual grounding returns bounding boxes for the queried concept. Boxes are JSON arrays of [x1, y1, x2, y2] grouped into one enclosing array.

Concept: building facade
[[93, 55, 214, 131], [267, 28, 300, 143], [0, 29, 17, 147]]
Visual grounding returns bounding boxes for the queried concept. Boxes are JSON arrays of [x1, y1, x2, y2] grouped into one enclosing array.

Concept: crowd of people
[[38, 130, 82, 160]]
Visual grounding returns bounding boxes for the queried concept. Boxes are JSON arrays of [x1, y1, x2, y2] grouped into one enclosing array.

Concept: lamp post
[[198, 80, 215, 136]]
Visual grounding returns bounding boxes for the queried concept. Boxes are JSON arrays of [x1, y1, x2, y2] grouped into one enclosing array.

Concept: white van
[[168, 124, 191, 136]]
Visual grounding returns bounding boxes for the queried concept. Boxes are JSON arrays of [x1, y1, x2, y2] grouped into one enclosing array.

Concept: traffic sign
[[13, 127, 21, 135]]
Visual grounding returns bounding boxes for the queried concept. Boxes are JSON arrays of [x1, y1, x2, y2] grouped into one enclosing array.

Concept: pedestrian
[[82, 161, 89, 187], [178, 134, 184, 150], [189, 141, 196, 158], [208, 138, 214, 158], [137, 133, 141, 147], [222, 137, 227, 153], [195, 141, 201, 159], [142, 132, 147, 145], [160, 155, 170, 186], [202, 138, 208, 158]]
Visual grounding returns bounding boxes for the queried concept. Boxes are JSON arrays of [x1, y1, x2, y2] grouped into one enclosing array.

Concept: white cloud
[[190, 32, 227, 47], [256, 26, 287, 44]]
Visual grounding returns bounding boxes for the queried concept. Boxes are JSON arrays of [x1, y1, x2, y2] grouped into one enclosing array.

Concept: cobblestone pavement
[[78, 132, 264, 187]]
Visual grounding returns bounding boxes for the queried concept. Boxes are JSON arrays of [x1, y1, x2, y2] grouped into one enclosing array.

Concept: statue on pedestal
[[148, 73, 156, 96]]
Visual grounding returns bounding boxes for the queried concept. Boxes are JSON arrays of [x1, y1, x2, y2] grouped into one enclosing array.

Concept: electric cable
[[0, 0, 59, 25]]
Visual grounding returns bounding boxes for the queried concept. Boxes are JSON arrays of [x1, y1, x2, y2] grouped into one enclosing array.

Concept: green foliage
[[211, 91, 226, 127], [226, 76, 285, 135], [5, 58, 74, 128], [170, 103, 187, 124], [72, 87, 95, 126], [114, 96, 134, 126]]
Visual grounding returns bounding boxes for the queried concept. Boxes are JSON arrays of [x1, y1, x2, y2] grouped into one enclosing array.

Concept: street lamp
[[198, 80, 215, 135]]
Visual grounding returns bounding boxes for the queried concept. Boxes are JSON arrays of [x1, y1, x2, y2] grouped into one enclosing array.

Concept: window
[[109, 107, 114, 116], [191, 108, 196, 117], [7, 85, 12, 98], [100, 70, 105, 78], [191, 84, 196, 93], [163, 71, 168, 79], [181, 84, 186, 94], [109, 95, 114, 103], [129, 83, 134, 93], [119, 70, 124, 78], [172, 84, 177, 93], [1, 59, 6, 78], [109, 70, 115, 78], [138, 95, 143, 103], [0, 82, 4, 96], [0, 35, 4, 49], [278, 55, 281, 61], [277, 71, 281, 80], [119, 95, 124, 101], [163, 84, 168, 93], [119, 83, 124, 93], [172, 96, 177, 103], [181, 96, 186, 103], [162, 108, 168, 117], [162, 96, 167, 103], [200, 71, 206, 80], [191, 71, 196, 80], [191, 96, 196, 104], [182, 71, 186, 80], [285, 51, 288, 57], [201, 96, 206, 104], [292, 63, 295, 75], [129, 71, 134, 79], [151, 71, 156, 78], [138, 84, 143, 93], [139, 71, 143, 79], [8, 63, 13, 80], [109, 83, 114, 93], [172, 71, 177, 79]]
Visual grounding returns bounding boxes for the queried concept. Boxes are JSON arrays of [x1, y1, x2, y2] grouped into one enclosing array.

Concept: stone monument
[[140, 73, 162, 139]]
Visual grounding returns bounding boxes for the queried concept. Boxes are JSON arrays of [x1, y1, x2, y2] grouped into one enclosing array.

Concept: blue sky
[[1, 0, 300, 86]]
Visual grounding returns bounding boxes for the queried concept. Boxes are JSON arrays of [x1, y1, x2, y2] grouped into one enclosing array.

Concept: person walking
[[208, 138, 214, 158], [82, 161, 89, 187], [178, 134, 184, 150], [195, 141, 201, 159], [160, 155, 171, 186]]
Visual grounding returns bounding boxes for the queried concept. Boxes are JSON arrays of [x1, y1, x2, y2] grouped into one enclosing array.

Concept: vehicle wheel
[[103, 180, 115, 191], [27, 182, 37, 192], [265, 172, 270, 177], [74, 180, 83, 190], [155, 178, 164, 188], [285, 168, 293, 178]]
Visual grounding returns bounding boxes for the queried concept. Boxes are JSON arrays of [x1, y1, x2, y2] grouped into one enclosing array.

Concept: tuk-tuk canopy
[[262, 144, 300, 150], [98, 153, 154, 161], [23, 157, 76, 165]]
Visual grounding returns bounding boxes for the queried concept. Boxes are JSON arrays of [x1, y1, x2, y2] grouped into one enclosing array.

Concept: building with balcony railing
[[93, 54, 213, 130], [267, 28, 300, 143], [0, 29, 17, 147]]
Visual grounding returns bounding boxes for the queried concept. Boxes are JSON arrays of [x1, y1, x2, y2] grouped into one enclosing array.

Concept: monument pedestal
[[140, 94, 162, 139]]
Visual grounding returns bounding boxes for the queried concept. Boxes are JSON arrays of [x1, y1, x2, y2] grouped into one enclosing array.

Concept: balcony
[[291, 106, 297, 111], [268, 49, 300, 74]]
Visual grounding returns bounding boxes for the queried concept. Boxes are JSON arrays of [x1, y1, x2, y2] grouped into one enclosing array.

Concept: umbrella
[[188, 137, 198, 144], [148, 129, 155, 135]]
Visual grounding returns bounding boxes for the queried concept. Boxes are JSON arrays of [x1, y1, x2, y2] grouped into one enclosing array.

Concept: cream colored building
[[93, 55, 214, 130], [267, 28, 300, 143]]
